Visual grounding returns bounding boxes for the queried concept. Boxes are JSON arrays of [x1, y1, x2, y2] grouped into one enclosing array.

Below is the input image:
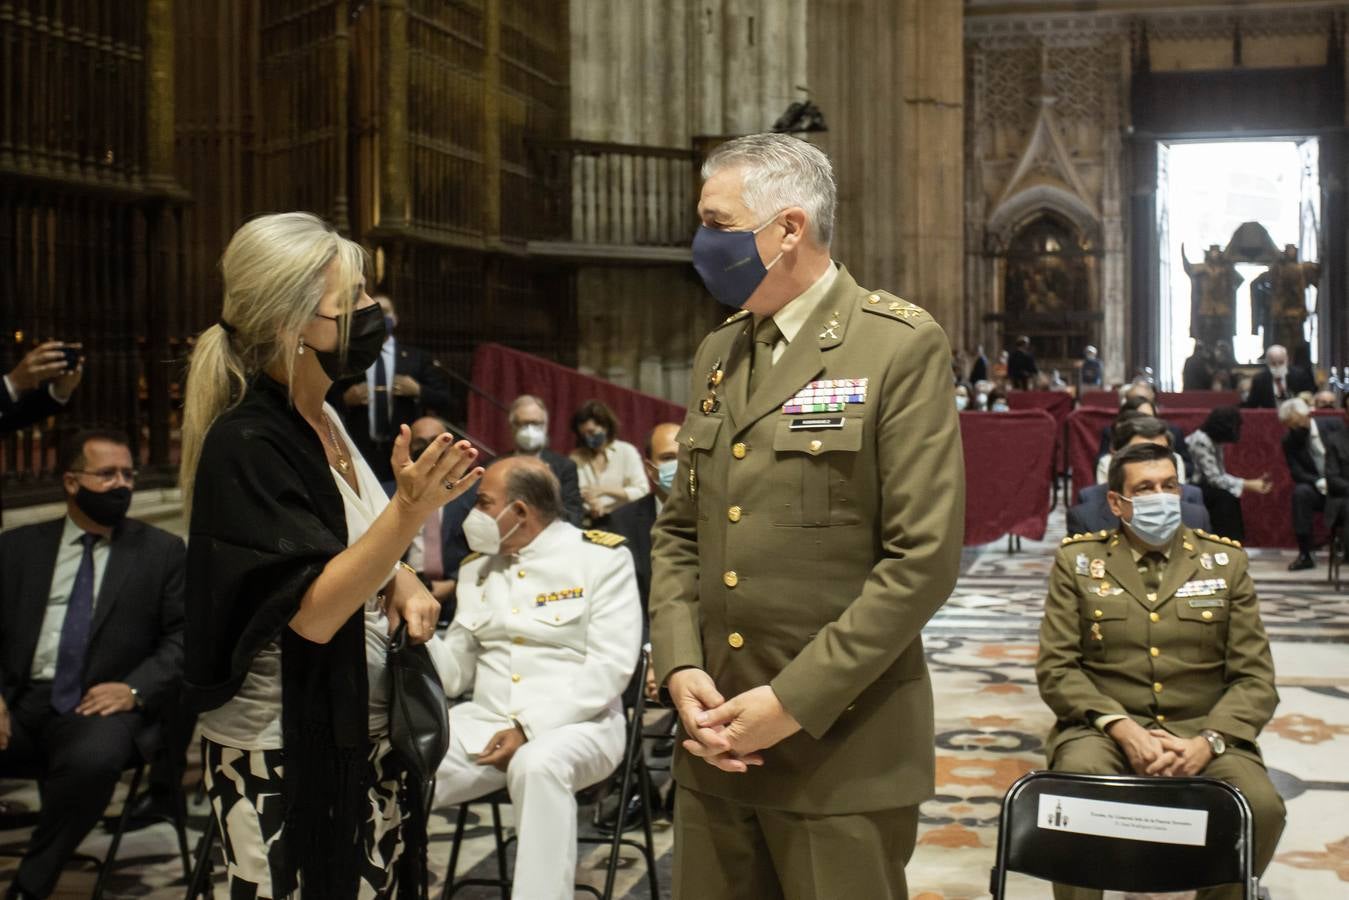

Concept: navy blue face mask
[[691, 214, 784, 308]]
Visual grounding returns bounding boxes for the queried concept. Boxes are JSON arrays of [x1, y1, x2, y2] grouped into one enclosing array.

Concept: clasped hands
[[667, 668, 801, 773], [1107, 718, 1213, 777]]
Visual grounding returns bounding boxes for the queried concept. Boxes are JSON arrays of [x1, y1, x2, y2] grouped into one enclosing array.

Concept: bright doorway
[[1158, 139, 1319, 386]]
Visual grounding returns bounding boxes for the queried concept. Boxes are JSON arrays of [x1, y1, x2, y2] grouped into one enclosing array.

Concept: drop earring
[[297, 337, 306, 355]]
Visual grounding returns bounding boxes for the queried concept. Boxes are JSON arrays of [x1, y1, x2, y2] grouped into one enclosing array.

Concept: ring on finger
[[443, 478, 458, 491]]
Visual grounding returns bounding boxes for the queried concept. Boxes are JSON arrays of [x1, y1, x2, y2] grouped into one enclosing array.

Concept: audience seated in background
[[0, 429, 185, 899], [1, 341, 82, 435], [569, 399, 649, 524], [1313, 390, 1338, 410], [1094, 414, 1188, 486], [1279, 398, 1345, 571], [1325, 410, 1349, 548], [607, 422, 680, 630], [1243, 343, 1317, 409], [1095, 392, 1192, 477], [954, 383, 972, 412], [1038, 442, 1285, 900], [972, 380, 994, 411], [986, 388, 1010, 412], [436, 394, 589, 615], [428, 458, 641, 900], [1186, 406, 1272, 543], [326, 292, 451, 485]]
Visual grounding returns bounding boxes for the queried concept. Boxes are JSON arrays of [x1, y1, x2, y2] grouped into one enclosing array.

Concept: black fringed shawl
[[184, 375, 426, 897]]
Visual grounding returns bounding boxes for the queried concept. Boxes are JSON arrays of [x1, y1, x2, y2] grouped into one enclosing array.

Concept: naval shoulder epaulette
[[1193, 529, 1243, 550], [1061, 530, 1110, 546], [458, 551, 484, 567], [583, 529, 628, 549], [859, 290, 931, 328], [715, 309, 752, 330]]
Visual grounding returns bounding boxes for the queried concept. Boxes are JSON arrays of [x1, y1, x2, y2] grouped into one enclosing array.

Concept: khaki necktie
[[748, 317, 782, 399], [1139, 551, 1165, 603]]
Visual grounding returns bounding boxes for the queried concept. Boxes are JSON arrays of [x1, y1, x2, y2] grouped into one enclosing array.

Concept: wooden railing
[[527, 139, 700, 249]]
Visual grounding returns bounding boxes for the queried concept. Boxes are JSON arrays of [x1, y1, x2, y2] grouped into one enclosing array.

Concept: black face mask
[[75, 486, 132, 528], [313, 304, 388, 381]]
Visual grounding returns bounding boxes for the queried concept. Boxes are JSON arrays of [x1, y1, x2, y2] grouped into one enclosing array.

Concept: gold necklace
[[320, 413, 351, 473]]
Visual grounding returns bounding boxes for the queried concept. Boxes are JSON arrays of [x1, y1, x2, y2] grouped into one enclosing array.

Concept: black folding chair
[[441, 653, 660, 900], [0, 758, 191, 900], [990, 771, 1260, 899]]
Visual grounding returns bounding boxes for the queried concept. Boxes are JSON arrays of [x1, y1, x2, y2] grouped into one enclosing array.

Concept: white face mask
[[1269, 364, 1289, 379], [955, 395, 969, 411], [514, 423, 547, 453], [463, 505, 523, 556]]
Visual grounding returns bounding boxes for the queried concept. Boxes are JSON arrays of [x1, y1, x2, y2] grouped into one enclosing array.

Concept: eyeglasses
[[70, 467, 138, 484]]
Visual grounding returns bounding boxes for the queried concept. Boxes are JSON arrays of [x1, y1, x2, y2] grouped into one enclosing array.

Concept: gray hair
[[1278, 397, 1310, 424], [702, 133, 836, 246], [504, 462, 564, 525], [509, 394, 548, 427]]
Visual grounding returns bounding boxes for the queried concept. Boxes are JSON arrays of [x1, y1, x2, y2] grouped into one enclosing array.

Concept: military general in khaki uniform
[[650, 133, 965, 899], [1037, 441, 1285, 900]]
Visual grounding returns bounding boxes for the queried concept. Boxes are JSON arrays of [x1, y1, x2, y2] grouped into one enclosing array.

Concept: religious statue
[[1252, 243, 1320, 353], [1182, 243, 1244, 349]]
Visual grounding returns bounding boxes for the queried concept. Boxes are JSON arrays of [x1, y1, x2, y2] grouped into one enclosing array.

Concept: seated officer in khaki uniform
[[1037, 441, 1285, 900]]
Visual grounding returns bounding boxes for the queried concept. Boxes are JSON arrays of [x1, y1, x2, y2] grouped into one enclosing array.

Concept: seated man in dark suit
[[1325, 417, 1349, 548], [0, 429, 184, 899], [1244, 344, 1317, 409], [1, 342, 81, 435], [1279, 398, 1346, 570], [326, 293, 451, 484]]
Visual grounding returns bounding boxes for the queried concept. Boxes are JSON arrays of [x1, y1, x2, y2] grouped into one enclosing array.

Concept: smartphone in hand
[[58, 345, 82, 372]]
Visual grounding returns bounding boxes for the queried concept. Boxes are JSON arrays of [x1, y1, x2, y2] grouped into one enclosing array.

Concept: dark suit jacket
[[1244, 366, 1318, 408], [0, 517, 186, 755], [1283, 418, 1345, 487], [607, 493, 657, 625], [437, 448, 585, 581], [327, 340, 452, 478], [1096, 423, 1193, 477], [1066, 484, 1210, 535], [1325, 428, 1349, 531], [0, 383, 63, 434]]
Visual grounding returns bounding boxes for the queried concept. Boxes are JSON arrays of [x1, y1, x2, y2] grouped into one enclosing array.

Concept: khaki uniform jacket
[[1036, 526, 1278, 763], [650, 266, 965, 814]]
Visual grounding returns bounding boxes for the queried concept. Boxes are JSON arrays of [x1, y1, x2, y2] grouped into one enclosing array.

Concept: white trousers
[[434, 705, 626, 900]]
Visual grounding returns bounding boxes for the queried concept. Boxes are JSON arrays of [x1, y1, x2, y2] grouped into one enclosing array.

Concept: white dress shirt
[[31, 516, 112, 680]]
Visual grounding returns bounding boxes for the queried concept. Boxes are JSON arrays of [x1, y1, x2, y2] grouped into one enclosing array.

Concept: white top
[[426, 519, 642, 757], [573, 439, 649, 517], [31, 516, 112, 680], [199, 403, 397, 750]]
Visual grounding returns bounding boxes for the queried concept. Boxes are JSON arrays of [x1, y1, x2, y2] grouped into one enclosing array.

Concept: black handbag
[[387, 623, 451, 784]]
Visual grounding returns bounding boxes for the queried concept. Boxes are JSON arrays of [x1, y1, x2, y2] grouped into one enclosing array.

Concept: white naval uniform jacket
[[427, 519, 643, 757]]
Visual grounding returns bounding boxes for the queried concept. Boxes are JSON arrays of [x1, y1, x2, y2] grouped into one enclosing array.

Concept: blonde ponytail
[[178, 212, 368, 517]]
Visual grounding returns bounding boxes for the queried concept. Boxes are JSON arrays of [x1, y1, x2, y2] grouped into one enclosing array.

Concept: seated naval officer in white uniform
[[428, 456, 642, 900]]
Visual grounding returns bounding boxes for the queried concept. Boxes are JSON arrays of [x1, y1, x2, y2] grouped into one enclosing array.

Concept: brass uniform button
[[511, 608, 518, 615], [723, 571, 739, 588], [809, 440, 823, 453], [1157, 714, 1166, 723], [1150, 647, 1160, 657], [728, 632, 745, 649], [1093, 609, 1103, 619], [728, 506, 742, 523], [687, 436, 695, 448], [867, 293, 880, 304], [1149, 612, 1161, 623], [517, 571, 526, 579], [1153, 682, 1163, 693], [512, 636, 524, 645], [732, 442, 747, 459], [1202, 610, 1214, 620], [512, 673, 521, 683]]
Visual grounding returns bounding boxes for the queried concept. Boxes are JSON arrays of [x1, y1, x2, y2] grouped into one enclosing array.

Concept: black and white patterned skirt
[[202, 736, 408, 899]]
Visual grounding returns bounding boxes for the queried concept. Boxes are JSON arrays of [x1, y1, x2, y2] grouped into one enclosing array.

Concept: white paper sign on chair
[[1037, 794, 1209, 846]]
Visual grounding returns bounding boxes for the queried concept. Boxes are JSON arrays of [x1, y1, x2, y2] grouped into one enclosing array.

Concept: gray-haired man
[[651, 133, 964, 898]]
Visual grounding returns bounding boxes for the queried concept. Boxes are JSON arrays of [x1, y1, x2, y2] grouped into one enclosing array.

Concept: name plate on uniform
[[1188, 598, 1226, 608], [789, 417, 845, 431], [1037, 794, 1208, 846]]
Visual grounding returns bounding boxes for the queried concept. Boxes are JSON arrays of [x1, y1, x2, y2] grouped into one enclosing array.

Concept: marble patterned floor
[[4, 509, 1346, 898]]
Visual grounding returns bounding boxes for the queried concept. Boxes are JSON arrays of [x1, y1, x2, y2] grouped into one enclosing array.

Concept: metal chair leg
[[490, 801, 511, 900], [442, 803, 471, 900], [92, 764, 146, 900], [185, 812, 218, 900], [637, 759, 660, 900]]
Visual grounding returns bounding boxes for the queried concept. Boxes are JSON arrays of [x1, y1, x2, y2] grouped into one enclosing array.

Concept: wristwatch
[[1200, 729, 1226, 756], [129, 686, 144, 710]]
